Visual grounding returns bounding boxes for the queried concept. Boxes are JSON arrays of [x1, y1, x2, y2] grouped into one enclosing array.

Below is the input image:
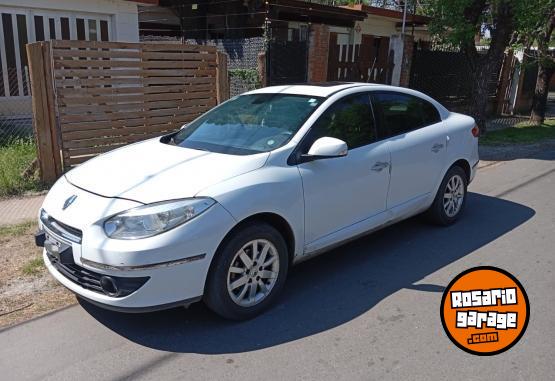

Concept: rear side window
[[304, 92, 376, 150], [371, 92, 441, 139]]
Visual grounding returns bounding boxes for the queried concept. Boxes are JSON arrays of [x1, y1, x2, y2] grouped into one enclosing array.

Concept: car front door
[[295, 92, 391, 249], [371, 91, 446, 211]]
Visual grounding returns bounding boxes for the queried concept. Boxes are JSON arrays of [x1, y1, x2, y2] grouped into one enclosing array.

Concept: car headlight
[[103, 198, 216, 239]]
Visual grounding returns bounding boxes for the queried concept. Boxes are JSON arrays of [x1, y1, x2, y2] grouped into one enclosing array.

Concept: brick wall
[[308, 24, 330, 82], [399, 34, 414, 87]]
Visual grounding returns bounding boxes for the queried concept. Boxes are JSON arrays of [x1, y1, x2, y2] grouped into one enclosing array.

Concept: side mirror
[[300, 137, 348, 163]]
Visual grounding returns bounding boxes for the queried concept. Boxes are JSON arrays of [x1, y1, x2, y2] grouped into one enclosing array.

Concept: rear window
[[371, 92, 441, 138]]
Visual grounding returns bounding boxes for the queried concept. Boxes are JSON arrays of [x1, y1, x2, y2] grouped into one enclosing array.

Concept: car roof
[[245, 82, 377, 97], [244, 82, 451, 119]]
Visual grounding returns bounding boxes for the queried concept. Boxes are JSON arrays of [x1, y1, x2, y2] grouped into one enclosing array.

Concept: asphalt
[[1, 150, 554, 381]]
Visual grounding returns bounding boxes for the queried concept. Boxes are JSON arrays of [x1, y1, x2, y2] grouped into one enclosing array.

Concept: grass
[[0, 139, 42, 197], [21, 256, 44, 276], [481, 118, 555, 145], [0, 220, 35, 238]]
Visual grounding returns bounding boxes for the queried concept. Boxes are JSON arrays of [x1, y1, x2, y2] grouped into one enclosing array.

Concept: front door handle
[[431, 143, 444, 153], [371, 161, 389, 172]]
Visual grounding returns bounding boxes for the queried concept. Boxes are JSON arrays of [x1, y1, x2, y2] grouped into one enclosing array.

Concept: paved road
[[2, 152, 554, 381]]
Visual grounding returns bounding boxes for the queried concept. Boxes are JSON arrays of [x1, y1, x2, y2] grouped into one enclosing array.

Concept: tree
[[516, 1, 555, 124], [424, 1, 516, 132]]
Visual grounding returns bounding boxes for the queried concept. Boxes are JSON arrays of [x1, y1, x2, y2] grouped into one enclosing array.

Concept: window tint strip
[[49, 18, 56, 39], [60, 17, 70, 40], [16, 14, 28, 95], [34, 16, 45, 41], [0, 38, 4, 96], [76, 18, 85, 40], [100, 20, 109, 41], [1, 13, 18, 96], [88, 19, 97, 41]]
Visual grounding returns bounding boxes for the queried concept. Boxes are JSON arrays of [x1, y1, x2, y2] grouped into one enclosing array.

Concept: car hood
[[65, 138, 270, 204]]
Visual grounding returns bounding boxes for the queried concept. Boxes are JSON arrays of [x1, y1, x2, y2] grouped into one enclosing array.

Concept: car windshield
[[172, 93, 324, 155]]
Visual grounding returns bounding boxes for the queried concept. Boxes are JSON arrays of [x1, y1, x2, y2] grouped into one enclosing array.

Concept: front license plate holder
[[44, 232, 75, 265]]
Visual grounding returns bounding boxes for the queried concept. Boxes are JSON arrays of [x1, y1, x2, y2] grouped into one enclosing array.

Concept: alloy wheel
[[226, 239, 280, 307], [443, 174, 465, 217]]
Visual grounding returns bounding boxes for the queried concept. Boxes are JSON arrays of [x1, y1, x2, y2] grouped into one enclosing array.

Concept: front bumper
[[38, 177, 237, 311], [43, 249, 202, 312]]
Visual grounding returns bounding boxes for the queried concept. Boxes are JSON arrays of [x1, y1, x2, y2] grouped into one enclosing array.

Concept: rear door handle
[[371, 161, 389, 172], [431, 143, 444, 153]]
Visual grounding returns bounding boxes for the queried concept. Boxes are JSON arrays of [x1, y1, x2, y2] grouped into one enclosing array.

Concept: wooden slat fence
[[28, 40, 228, 181]]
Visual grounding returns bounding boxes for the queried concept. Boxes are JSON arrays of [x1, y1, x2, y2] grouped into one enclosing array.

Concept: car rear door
[[371, 91, 446, 211], [295, 92, 391, 247]]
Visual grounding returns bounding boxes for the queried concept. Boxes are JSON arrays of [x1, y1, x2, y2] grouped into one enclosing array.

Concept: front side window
[[371, 92, 441, 139], [302, 92, 376, 151], [172, 94, 323, 155]]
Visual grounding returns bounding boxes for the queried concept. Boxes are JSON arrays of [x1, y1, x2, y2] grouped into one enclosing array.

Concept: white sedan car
[[36, 83, 479, 320]]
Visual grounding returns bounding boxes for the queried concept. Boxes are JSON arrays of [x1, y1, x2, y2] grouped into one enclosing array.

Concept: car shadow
[[80, 192, 534, 354]]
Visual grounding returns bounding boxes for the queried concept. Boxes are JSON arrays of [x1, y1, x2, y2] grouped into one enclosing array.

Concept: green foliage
[[425, 0, 484, 46], [423, 0, 554, 51], [229, 68, 261, 90], [480, 118, 555, 144], [513, 0, 555, 46], [0, 139, 42, 197], [0, 220, 35, 238], [22, 256, 44, 276]]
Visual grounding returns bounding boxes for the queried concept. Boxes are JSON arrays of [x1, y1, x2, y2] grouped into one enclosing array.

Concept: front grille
[[40, 210, 82, 243], [46, 252, 149, 297]]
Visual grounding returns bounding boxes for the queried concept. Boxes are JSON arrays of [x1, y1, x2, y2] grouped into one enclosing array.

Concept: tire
[[426, 166, 468, 226], [204, 222, 289, 320]]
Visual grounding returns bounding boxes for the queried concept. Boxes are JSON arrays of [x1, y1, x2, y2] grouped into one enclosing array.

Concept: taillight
[[471, 124, 480, 137]]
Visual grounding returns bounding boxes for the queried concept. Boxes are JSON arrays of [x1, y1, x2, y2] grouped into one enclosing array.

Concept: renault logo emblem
[[62, 195, 77, 210]]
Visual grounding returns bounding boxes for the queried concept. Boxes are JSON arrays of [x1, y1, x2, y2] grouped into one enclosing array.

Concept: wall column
[[389, 33, 414, 87], [307, 23, 330, 83]]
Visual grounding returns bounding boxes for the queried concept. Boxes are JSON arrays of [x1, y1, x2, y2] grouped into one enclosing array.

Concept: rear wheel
[[204, 222, 288, 320], [427, 166, 468, 225]]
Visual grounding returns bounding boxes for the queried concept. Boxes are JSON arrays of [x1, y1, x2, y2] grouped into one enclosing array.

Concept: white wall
[[0, 0, 139, 42], [355, 16, 431, 44], [357, 16, 397, 41]]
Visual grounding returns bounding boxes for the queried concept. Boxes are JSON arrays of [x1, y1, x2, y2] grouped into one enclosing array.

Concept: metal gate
[[409, 45, 502, 114], [267, 39, 308, 85]]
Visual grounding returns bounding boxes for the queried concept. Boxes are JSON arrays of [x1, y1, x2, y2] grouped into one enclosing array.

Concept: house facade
[[346, 4, 431, 45], [0, 0, 154, 121]]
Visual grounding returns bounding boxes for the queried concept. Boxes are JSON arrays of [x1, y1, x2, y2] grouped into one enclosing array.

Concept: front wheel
[[204, 222, 289, 320], [426, 166, 468, 226]]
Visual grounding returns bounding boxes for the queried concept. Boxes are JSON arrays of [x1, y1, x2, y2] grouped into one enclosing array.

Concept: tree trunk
[[530, 65, 554, 124], [530, 11, 555, 124], [469, 60, 493, 131], [463, 1, 514, 134]]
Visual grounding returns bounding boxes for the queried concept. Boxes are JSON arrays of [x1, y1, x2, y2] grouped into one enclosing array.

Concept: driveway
[[1, 151, 554, 380]]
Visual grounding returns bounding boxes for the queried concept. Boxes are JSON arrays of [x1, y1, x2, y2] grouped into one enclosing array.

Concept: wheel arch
[[451, 158, 471, 183], [430, 158, 472, 204], [212, 212, 296, 267]]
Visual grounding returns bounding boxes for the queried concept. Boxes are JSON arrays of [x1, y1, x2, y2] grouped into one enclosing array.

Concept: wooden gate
[[27, 40, 228, 183], [327, 33, 393, 84]]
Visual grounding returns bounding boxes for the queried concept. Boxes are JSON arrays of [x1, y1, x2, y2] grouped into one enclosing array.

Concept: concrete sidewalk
[[0, 195, 44, 226]]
